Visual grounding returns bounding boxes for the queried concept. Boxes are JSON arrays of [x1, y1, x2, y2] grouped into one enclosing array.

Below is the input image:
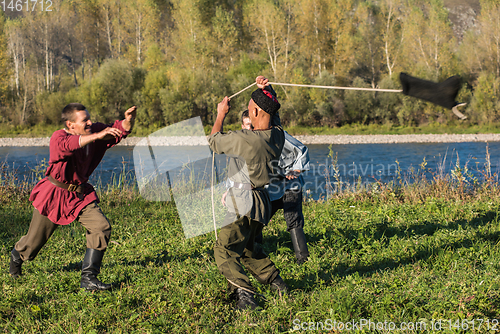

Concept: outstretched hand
[[95, 127, 122, 141], [122, 106, 137, 131], [124, 106, 137, 122]]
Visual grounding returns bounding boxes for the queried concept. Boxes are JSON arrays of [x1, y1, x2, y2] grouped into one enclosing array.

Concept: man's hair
[[241, 109, 249, 124], [61, 103, 86, 128]]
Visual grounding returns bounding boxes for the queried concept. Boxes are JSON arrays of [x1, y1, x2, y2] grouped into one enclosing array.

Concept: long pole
[[269, 82, 402, 93], [228, 81, 402, 100]]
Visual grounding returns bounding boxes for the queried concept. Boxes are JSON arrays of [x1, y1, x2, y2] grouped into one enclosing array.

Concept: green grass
[[2, 170, 500, 332]]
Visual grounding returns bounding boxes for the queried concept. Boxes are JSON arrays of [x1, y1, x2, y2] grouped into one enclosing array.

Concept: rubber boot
[[9, 248, 23, 278], [270, 275, 289, 294], [80, 248, 112, 291], [235, 288, 259, 311], [290, 228, 309, 265]]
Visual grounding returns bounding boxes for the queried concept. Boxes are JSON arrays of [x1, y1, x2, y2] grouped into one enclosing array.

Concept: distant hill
[[443, 0, 481, 40]]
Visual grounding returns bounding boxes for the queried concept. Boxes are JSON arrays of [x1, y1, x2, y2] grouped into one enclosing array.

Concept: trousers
[[214, 215, 279, 292], [15, 201, 111, 262], [270, 188, 304, 231]]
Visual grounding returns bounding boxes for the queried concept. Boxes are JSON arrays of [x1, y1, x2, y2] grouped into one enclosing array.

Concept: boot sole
[[80, 282, 113, 291]]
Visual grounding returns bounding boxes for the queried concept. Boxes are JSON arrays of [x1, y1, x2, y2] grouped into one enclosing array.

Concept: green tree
[[353, 1, 384, 87], [120, 0, 164, 66], [327, 0, 356, 84], [0, 13, 11, 105], [210, 6, 238, 70], [278, 69, 311, 126], [460, 0, 500, 77], [160, 67, 227, 126], [468, 72, 500, 124], [373, 75, 400, 124], [136, 66, 168, 128], [170, 0, 210, 70], [379, 0, 404, 77], [244, 0, 292, 81], [293, 0, 330, 78], [400, 0, 457, 79], [79, 58, 145, 122]]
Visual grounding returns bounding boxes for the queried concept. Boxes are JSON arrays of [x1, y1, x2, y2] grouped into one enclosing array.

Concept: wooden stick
[[228, 82, 256, 99]]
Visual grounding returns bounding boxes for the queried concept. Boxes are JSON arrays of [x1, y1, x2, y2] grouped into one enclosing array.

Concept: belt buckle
[[68, 184, 78, 192]]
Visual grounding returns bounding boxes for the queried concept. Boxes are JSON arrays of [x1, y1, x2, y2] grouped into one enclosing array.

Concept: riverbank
[[1, 133, 500, 146]]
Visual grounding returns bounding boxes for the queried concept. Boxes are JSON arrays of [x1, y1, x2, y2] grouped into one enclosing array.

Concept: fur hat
[[251, 89, 280, 114]]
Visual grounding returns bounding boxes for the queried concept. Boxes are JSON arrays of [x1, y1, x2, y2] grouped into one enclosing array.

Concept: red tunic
[[30, 120, 131, 225]]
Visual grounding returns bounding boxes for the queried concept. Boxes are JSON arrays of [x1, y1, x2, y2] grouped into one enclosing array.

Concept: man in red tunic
[[9, 103, 136, 291]]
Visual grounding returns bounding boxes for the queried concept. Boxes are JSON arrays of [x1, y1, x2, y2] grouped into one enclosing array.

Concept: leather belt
[[48, 175, 87, 194], [232, 182, 253, 190]]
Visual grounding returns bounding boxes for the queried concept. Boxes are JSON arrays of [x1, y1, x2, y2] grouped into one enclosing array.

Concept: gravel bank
[[1, 133, 500, 147]]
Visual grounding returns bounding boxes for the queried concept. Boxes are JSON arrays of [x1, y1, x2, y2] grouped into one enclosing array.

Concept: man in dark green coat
[[208, 76, 287, 310]]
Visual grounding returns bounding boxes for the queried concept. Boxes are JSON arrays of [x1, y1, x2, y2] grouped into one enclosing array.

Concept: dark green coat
[[208, 124, 284, 225]]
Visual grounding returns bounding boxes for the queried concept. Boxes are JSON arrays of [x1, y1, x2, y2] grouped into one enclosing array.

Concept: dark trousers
[[256, 188, 304, 244], [214, 215, 279, 292], [15, 202, 111, 262], [271, 188, 304, 231]]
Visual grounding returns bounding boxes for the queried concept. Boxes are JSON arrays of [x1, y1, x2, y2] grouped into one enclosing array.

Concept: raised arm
[[79, 106, 136, 148], [122, 106, 137, 132], [211, 96, 231, 135], [79, 127, 124, 148]]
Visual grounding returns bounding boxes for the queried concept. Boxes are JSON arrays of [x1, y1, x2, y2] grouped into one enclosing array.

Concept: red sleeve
[[49, 130, 81, 163], [91, 120, 131, 148], [112, 119, 132, 136]]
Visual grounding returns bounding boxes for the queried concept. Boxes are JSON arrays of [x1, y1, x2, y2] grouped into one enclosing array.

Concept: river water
[[1, 142, 499, 200]]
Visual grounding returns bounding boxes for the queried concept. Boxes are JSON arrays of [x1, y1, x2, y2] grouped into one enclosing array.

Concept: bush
[[344, 77, 376, 123], [309, 71, 345, 126], [468, 72, 500, 124], [278, 69, 311, 126], [160, 68, 228, 126], [35, 91, 66, 125], [373, 75, 400, 124], [136, 67, 169, 129]]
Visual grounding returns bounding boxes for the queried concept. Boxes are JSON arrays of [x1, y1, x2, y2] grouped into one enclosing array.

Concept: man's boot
[[270, 275, 289, 294], [234, 288, 259, 310], [290, 228, 309, 265], [9, 248, 23, 278], [80, 248, 112, 291]]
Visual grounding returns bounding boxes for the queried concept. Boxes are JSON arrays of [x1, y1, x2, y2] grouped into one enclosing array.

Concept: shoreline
[[1, 133, 499, 147]]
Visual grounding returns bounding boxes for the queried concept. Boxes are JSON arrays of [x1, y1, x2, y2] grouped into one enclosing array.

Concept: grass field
[[2, 166, 500, 333]]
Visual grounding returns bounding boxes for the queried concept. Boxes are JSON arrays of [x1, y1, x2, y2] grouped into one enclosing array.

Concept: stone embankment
[[1, 133, 500, 147]]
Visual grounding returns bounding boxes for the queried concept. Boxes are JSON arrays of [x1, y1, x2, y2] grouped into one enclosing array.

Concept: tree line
[[0, 0, 498, 131]]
